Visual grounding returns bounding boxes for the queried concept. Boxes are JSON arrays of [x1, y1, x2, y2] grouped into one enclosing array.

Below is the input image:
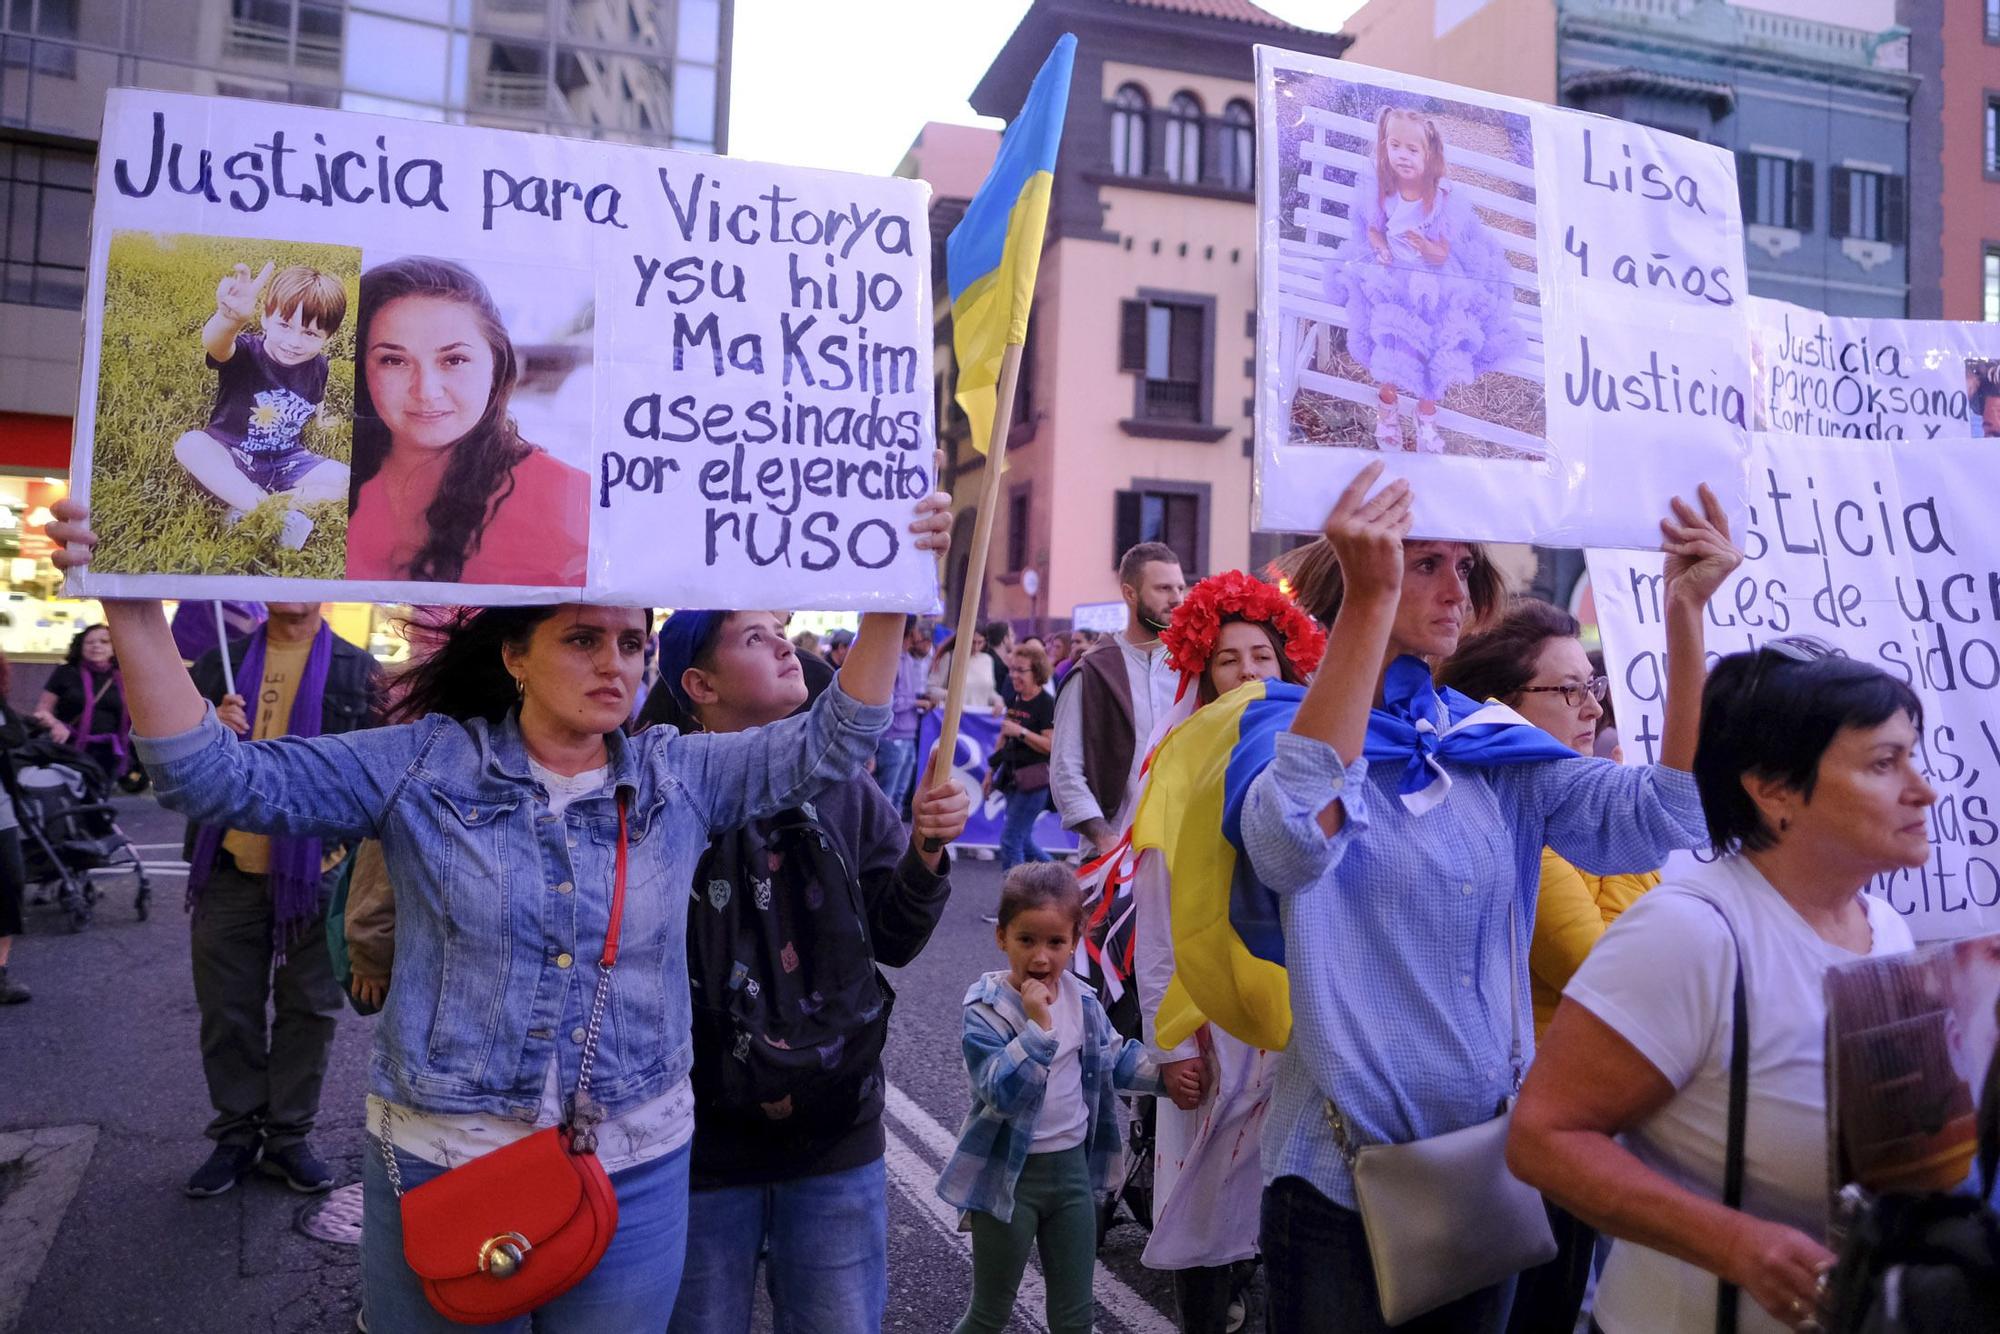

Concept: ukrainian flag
[[1132, 680, 1303, 1052], [947, 33, 1075, 455]]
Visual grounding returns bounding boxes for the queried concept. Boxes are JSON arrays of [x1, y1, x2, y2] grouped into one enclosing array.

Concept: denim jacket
[[135, 682, 889, 1122], [937, 970, 1161, 1222]]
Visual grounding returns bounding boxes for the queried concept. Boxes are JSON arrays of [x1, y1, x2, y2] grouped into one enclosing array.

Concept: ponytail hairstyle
[[351, 257, 533, 583]]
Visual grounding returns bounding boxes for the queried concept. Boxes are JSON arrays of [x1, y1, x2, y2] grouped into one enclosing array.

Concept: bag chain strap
[[1325, 898, 1526, 1167], [376, 793, 630, 1198]]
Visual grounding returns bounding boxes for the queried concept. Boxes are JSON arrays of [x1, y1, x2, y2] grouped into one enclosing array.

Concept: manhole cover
[[297, 1181, 365, 1245]]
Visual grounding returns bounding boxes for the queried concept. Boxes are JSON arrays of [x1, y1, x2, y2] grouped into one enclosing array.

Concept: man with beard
[[1051, 542, 1187, 856]]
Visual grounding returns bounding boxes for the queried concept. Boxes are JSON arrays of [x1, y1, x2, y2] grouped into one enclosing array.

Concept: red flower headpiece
[[1161, 569, 1326, 683]]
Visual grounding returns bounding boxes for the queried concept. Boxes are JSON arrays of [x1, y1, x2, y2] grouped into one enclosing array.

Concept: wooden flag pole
[[921, 343, 1026, 851]]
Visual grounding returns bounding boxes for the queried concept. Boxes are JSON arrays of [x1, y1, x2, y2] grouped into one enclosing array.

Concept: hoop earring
[[512, 674, 526, 701]]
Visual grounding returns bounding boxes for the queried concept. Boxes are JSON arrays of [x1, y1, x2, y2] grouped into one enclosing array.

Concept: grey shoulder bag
[[1325, 900, 1558, 1325]]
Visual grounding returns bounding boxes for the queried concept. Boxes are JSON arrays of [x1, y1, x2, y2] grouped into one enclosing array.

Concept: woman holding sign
[[46, 491, 949, 1332], [1236, 462, 1736, 1333], [345, 256, 591, 588]]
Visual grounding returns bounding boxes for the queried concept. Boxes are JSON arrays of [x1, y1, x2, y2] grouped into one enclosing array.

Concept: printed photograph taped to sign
[[1587, 433, 2000, 943], [70, 89, 938, 611], [1970, 358, 2000, 439], [1256, 48, 1752, 549], [1746, 296, 2000, 440]]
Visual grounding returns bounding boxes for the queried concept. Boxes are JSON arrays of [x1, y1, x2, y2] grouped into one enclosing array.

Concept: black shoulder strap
[[1696, 893, 1750, 1334]]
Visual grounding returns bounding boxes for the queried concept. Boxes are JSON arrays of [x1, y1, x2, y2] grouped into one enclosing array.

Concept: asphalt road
[[0, 794, 1248, 1333]]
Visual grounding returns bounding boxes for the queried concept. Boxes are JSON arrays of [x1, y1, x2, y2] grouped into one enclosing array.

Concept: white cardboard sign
[[69, 90, 938, 610], [1256, 49, 1751, 548]]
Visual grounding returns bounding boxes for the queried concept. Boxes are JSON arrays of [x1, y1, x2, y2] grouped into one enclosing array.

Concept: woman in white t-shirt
[[1508, 640, 1933, 1334]]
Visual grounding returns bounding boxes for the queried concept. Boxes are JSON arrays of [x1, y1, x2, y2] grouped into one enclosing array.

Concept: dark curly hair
[[351, 257, 534, 583], [65, 623, 114, 669]]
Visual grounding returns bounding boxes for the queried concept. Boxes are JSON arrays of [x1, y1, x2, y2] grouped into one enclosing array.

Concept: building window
[[1164, 92, 1203, 184], [1988, 0, 2000, 41], [1113, 487, 1204, 576], [0, 137, 90, 308], [1110, 83, 1149, 177], [2, 0, 78, 74], [1831, 168, 1905, 244], [1738, 152, 1812, 231], [1986, 247, 2000, 322], [1988, 98, 2000, 174], [1220, 99, 1254, 193], [1119, 297, 1206, 422], [1006, 487, 1030, 572]]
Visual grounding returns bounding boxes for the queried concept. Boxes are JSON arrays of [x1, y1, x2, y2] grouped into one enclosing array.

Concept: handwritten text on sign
[[1589, 434, 2000, 942], [1748, 296, 2000, 441], [77, 90, 936, 608]]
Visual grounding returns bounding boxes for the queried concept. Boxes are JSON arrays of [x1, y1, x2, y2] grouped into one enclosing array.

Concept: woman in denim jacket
[[48, 495, 948, 1333]]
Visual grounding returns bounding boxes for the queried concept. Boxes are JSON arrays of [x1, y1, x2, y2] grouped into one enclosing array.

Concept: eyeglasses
[[1518, 676, 1609, 709], [1743, 636, 1838, 705]]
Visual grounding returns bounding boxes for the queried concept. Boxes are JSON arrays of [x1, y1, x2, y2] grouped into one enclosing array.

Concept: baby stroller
[[1076, 853, 1156, 1245], [5, 736, 152, 931]]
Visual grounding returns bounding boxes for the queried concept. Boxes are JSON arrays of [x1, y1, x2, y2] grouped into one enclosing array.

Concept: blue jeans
[[362, 1136, 691, 1333], [999, 787, 1052, 870], [665, 1157, 887, 1334], [1261, 1174, 1515, 1334], [874, 736, 916, 811]]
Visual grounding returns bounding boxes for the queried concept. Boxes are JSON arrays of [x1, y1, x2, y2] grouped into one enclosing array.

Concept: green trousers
[[954, 1145, 1097, 1334]]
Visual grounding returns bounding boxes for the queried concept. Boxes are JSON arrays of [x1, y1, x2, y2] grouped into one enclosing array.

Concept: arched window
[[1164, 91, 1203, 183], [1220, 99, 1254, 192], [1110, 83, 1149, 176]]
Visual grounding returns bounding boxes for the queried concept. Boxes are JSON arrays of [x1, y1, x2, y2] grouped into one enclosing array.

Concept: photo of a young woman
[[345, 255, 590, 587]]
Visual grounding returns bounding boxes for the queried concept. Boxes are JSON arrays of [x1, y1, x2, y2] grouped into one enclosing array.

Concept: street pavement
[[0, 793, 1253, 1333]]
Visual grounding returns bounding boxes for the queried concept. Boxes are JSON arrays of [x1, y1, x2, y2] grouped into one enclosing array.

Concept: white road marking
[[883, 1125, 1052, 1332], [883, 1083, 1179, 1334]]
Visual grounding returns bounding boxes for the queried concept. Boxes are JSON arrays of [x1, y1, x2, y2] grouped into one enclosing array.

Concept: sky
[[727, 0, 1366, 177]]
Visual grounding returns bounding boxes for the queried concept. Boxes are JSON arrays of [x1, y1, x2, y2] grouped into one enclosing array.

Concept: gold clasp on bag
[[478, 1232, 533, 1279]]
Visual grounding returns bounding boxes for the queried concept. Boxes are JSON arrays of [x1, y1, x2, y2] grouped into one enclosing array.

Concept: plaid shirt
[[938, 970, 1162, 1222]]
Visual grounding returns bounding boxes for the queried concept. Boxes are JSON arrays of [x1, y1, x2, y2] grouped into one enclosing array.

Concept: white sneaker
[[1374, 404, 1403, 450], [278, 510, 314, 550], [1414, 414, 1445, 454]]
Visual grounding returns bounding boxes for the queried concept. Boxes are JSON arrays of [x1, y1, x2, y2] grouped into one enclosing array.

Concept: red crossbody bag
[[379, 797, 628, 1325]]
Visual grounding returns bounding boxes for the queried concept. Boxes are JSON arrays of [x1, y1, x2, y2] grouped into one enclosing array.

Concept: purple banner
[[916, 708, 1077, 854]]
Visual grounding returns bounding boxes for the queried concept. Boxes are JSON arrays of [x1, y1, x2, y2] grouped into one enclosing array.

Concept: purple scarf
[[187, 623, 335, 955], [75, 662, 132, 767]]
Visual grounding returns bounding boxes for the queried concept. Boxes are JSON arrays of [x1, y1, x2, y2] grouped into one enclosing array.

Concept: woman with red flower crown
[[1121, 570, 1325, 1332]]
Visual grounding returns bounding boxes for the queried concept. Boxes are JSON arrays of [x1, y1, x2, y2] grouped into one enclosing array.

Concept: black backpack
[[1823, 1052, 2000, 1333], [686, 803, 893, 1137]]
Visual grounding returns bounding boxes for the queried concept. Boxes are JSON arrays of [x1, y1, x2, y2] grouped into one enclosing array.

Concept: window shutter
[[1793, 159, 1814, 233], [1736, 152, 1757, 220], [1113, 491, 1141, 567], [1118, 300, 1148, 372], [1168, 305, 1204, 382], [1829, 168, 1851, 239], [1885, 174, 1907, 245]]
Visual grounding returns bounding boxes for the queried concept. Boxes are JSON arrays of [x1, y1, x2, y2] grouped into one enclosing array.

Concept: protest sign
[[69, 89, 938, 610], [916, 708, 1077, 854], [1825, 934, 2000, 1208], [1070, 601, 1129, 634], [1258, 49, 1751, 548], [1589, 433, 2000, 942], [1748, 295, 2000, 440]]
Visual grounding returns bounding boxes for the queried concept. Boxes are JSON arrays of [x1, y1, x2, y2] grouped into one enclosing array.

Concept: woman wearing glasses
[[1438, 600, 1659, 1334], [1508, 639, 1930, 1334]]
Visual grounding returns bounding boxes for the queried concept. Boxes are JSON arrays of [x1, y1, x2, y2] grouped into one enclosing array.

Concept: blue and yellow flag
[[946, 33, 1074, 455]]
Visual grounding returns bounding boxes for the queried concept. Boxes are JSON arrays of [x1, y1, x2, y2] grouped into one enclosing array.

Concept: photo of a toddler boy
[[171, 261, 351, 550]]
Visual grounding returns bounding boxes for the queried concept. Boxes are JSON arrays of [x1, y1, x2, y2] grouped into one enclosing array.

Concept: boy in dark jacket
[[653, 608, 969, 1334]]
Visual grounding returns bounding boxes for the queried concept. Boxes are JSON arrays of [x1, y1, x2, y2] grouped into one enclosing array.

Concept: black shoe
[[0, 966, 27, 1004], [185, 1141, 262, 1197], [259, 1140, 335, 1193]]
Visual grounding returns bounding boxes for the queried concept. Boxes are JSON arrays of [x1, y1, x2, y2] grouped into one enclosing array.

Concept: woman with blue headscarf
[[1238, 462, 1741, 1334]]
